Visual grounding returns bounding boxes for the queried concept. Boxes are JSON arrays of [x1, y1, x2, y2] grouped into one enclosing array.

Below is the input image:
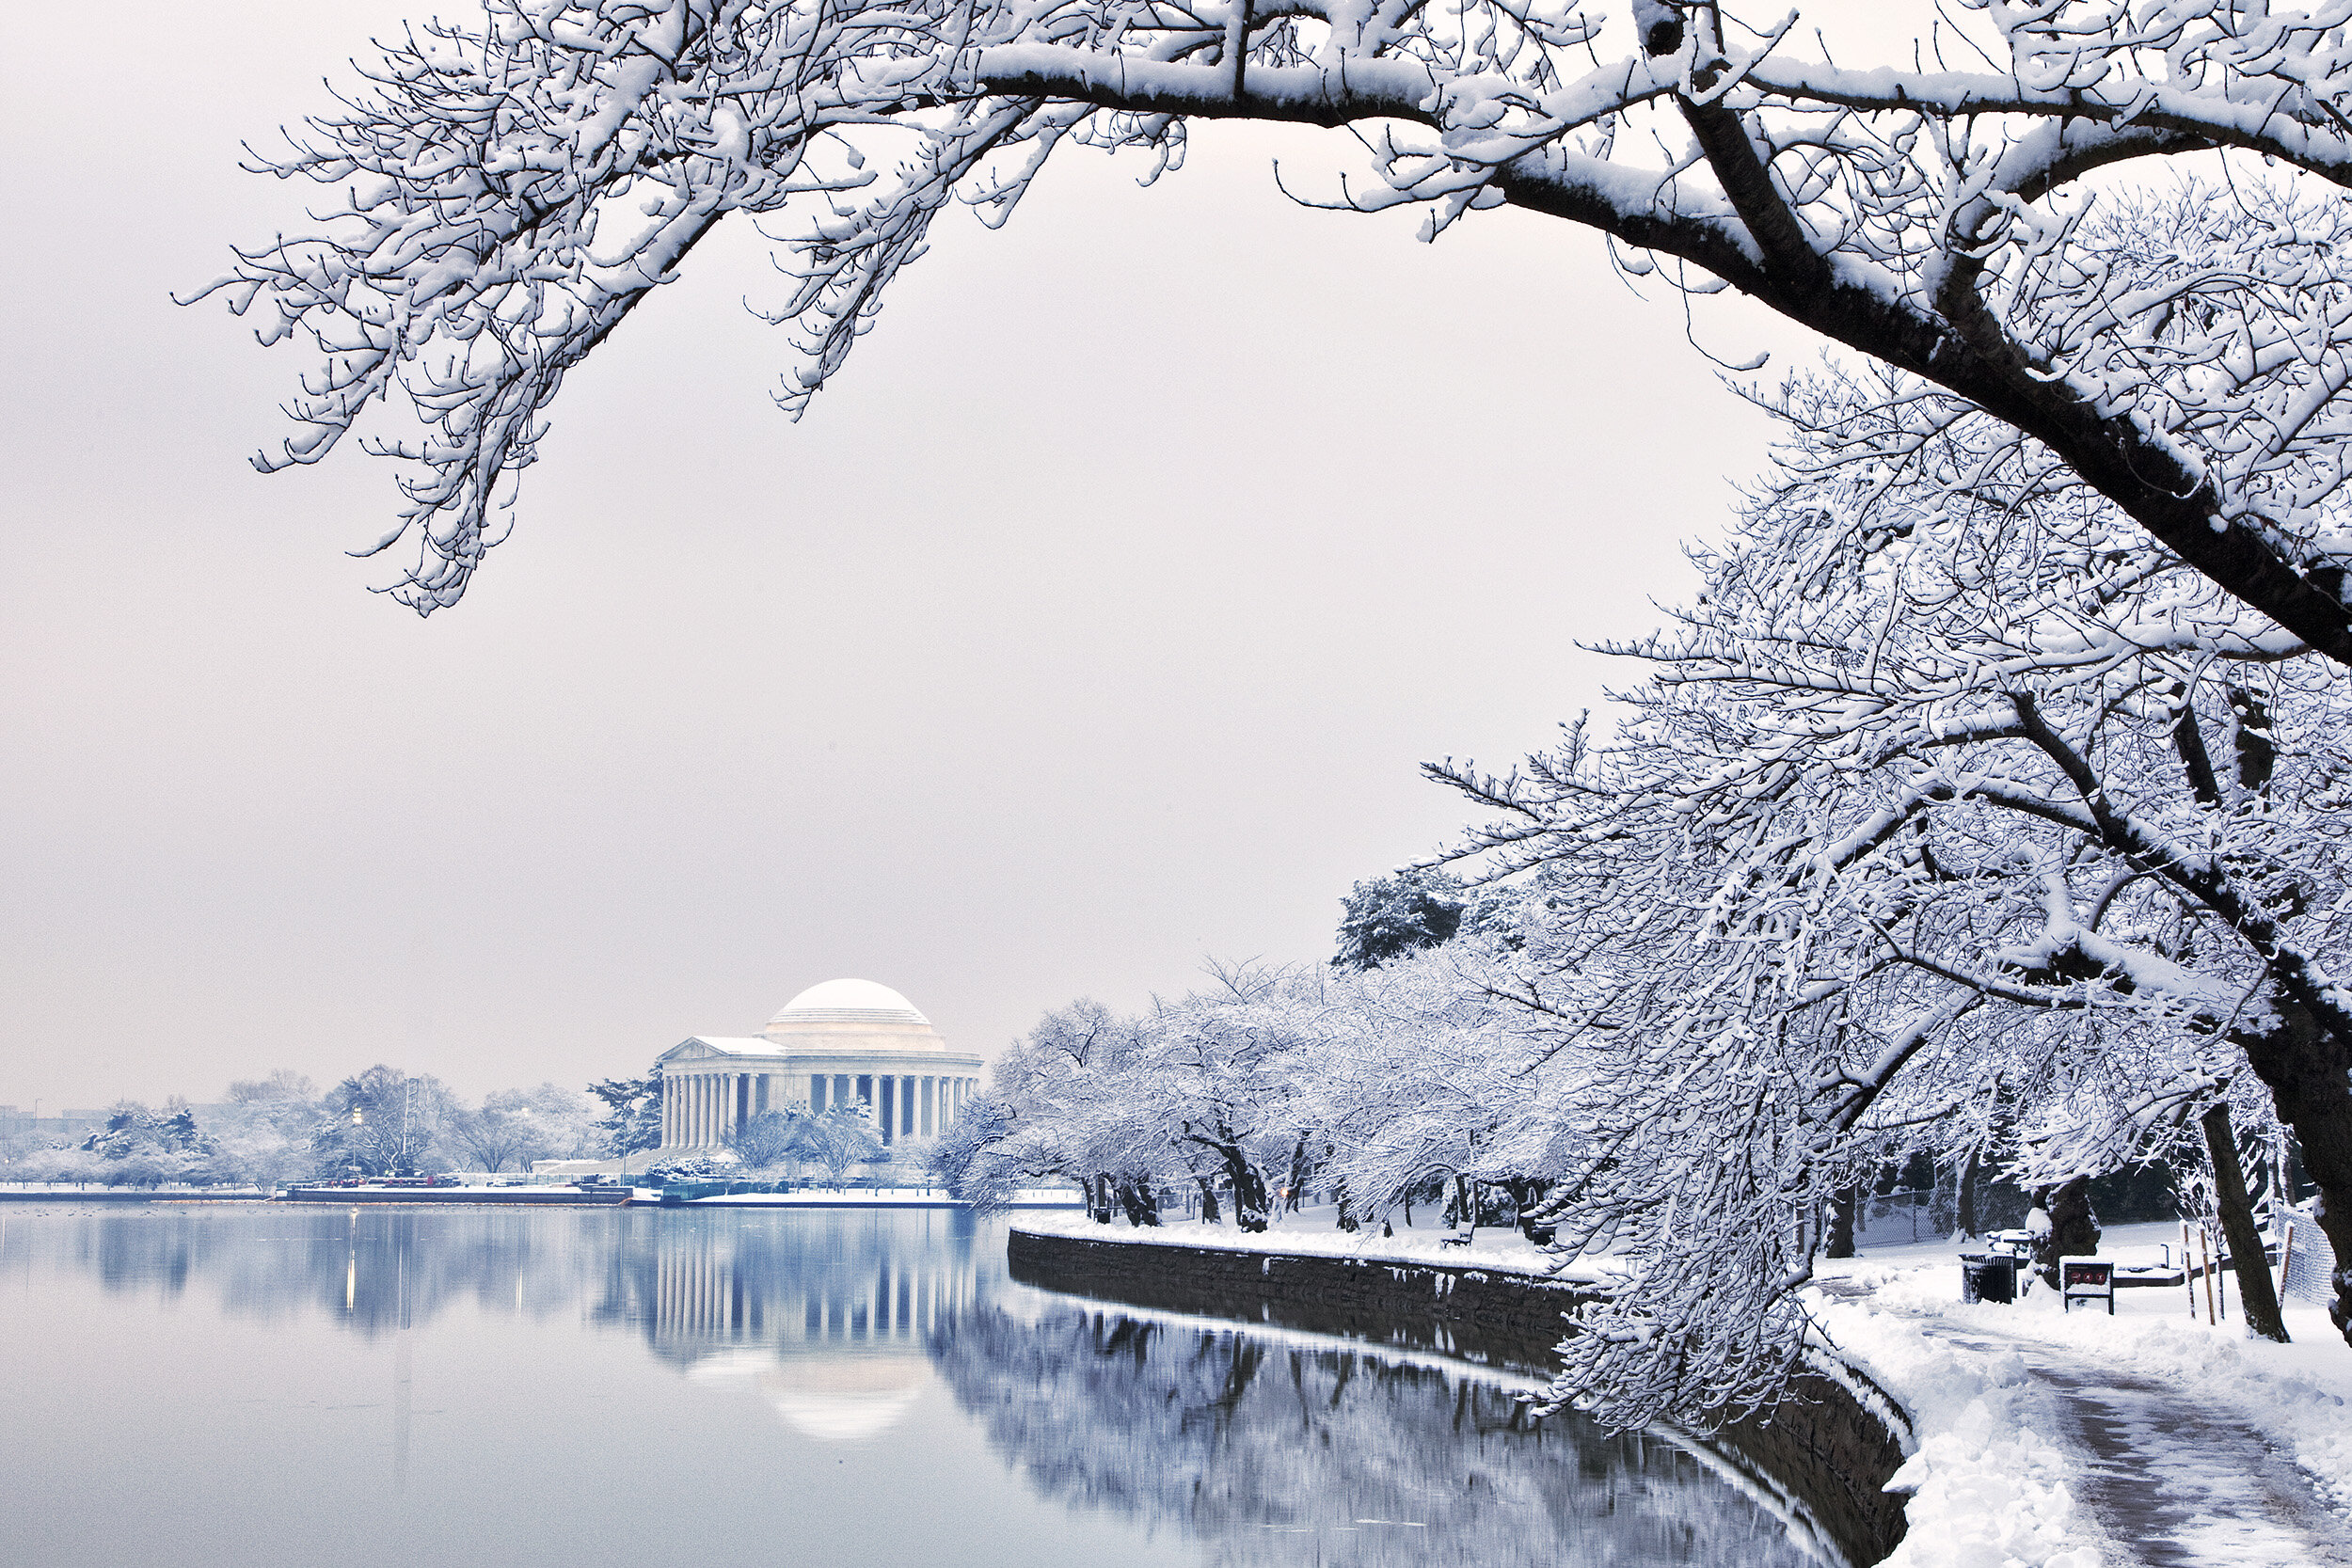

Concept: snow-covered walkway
[[1817, 1222, 2352, 1568], [1926, 1321, 2345, 1567]]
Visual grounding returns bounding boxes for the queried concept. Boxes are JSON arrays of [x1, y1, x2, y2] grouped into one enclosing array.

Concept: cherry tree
[[951, 956, 1580, 1234], [1286, 950, 1573, 1234], [200, 1, 2352, 653], [1422, 352, 2352, 1423], [949, 974, 1331, 1227], [938, 998, 1186, 1218]]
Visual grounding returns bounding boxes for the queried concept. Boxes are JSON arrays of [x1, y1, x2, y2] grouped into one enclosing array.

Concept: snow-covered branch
[[200, 2, 2352, 650]]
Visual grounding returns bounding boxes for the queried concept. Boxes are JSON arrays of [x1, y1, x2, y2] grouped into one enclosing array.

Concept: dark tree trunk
[[1115, 1177, 1161, 1227], [1088, 1174, 1116, 1224], [1825, 1186, 1857, 1259], [1333, 1179, 1358, 1232], [2033, 1176, 2101, 1290], [1183, 1123, 1268, 1230], [1956, 1154, 1982, 1240], [1228, 1155, 1270, 1232], [1283, 1137, 1310, 1213], [1195, 1177, 1220, 1225], [2202, 1103, 2289, 1342], [2235, 1003, 2352, 1345]]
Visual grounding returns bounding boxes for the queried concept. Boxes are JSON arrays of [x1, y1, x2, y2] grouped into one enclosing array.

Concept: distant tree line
[[2, 1065, 617, 1187]]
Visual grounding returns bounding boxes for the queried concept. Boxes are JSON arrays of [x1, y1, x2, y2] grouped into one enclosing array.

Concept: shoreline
[[0, 1185, 1088, 1211], [1008, 1219, 1911, 1568]]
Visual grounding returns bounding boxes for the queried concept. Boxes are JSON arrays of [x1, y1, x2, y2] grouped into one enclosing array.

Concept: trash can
[[1960, 1253, 2017, 1305]]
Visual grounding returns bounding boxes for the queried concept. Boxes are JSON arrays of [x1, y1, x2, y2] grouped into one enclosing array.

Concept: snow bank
[[1812, 1299, 2097, 1568], [1010, 1205, 1612, 1283]]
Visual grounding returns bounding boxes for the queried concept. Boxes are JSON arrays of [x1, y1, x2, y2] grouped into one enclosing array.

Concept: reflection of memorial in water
[[646, 1211, 987, 1441], [14, 1207, 1834, 1567]]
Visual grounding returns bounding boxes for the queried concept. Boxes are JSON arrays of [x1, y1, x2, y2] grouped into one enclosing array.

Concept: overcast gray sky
[[2, 2, 1847, 1112]]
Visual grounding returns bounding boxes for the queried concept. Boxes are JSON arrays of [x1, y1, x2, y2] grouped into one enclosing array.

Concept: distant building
[[656, 979, 983, 1151], [0, 1107, 108, 1140]]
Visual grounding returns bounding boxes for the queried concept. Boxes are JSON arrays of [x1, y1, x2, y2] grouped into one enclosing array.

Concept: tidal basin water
[[0, 1205, 1814, 1568]]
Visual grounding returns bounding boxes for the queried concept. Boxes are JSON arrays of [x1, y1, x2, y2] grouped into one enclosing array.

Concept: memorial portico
[[656, 979, 983, 1150]]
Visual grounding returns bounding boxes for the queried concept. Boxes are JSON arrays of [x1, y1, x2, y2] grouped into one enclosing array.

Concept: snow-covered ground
[[1812, 1220, 2352, 1568], [1018, 1208, 2352, 1566], [1011, 1202, 1609, 1279]]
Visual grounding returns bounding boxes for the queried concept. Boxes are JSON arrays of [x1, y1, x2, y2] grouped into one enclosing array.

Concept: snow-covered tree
[[799, 1103, 886, 1181], [445, 1083, 602, 1171], [1330, 870, 1464, 972], [954, 335, 2352, 1418], [226, 1069, 319, 1104], [1420, 354, 2352, 1418], [200, 1077, 328, 1186], [1293, 949, 1569, 1234], [725, 1107, 821, 1169], [952, 960, 1565, 1230], [946, 998, 1193, 1220], [589, 1067, 665, 1156], [201, 2, 2352, 656], [312, 1067, 462, 1177]]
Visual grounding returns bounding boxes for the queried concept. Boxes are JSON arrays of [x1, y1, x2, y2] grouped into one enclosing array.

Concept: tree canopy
[[203, 1, 2352, 657], [1330, 869, 1464, 971]]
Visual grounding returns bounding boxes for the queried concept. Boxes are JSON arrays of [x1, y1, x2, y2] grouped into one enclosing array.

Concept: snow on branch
[[199, 1, 2352, 644]]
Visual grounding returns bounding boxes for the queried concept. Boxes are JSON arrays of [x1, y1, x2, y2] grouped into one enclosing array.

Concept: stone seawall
[[1009, 1226, 1910, 1567]]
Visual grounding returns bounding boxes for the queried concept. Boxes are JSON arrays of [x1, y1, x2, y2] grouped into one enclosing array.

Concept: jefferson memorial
[[658, 979, 983, 1151]]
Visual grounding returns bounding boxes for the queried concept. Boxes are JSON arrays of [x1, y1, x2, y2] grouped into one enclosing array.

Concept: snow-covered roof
[[768, 977, 930, 1027], [664, 1036, 778, 1059], [657, 980, 964, 1063]]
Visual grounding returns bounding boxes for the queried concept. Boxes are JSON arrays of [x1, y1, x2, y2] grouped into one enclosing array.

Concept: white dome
[[770, 977, 929, 1026]]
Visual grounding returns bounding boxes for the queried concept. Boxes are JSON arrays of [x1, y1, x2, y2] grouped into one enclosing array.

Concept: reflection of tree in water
[[31, 1208, 656, 1336], [24, 1209, 1817, 1565], [934, 1304, 1816, 1568], [24, 1207, 990, 1350]]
